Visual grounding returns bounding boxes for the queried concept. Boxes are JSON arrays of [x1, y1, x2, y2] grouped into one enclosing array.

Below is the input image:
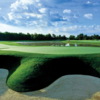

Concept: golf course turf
[[0, 43, 100, 92]]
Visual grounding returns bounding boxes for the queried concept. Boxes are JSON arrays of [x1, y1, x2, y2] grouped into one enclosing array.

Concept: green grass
[[0, 42, 99, 92], [63, 40, 100, 46], [1, 40, 100, 47], [0, 40, 62, 46], [0, 42, 100, 55], [2, 45, 100, 54], [0, 41, 23, 46]]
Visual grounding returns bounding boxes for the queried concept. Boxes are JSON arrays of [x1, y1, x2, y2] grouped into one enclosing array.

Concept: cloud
[[0, 0, 99, 36], [37, 3, 42, 7], [8, 12, 14, 20], [0, 22, 100, 36], [53, 0, 72, 3], [0, 22, 47, 33], [24, 12, 43, 18], [39, 8, 47, 13], [7, 0, 79, 30], [35, 0, 40, 2], [60, 25, 100, 35], [83, 1, 100, 8], [84, 13, 93, 19], [8, 12, 22, 21], [7, 0, 45, 26], [43, 0, 72, 4], [10, 0, 33, 11], [86, 1, 91, 4], [63, 9, 72, 14], [49, 12, 63, 22], [39, 25, 100, 36], [0, 23, 26, 33]]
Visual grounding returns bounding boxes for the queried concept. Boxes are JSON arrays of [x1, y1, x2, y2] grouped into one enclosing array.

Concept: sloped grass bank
[[0, 51, 100, 92]]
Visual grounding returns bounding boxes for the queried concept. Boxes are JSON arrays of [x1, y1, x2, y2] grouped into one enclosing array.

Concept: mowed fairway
[[1, 44, 100, 55]]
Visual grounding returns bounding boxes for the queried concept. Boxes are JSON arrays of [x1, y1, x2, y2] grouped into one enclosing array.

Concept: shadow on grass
[[22, 57, 100, 91], [0, 55, 100, 92], [0, 55, 100, 100], [0, 55, 21, 95]]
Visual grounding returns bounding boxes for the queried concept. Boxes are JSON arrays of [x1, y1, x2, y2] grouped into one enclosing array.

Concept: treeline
[[0, 32, 100, 41], [69, 33, 100, 40], [0, 32, 66, 41]]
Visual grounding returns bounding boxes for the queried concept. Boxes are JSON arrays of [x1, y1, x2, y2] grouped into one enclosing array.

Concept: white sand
[[0, 69, 100, 100]]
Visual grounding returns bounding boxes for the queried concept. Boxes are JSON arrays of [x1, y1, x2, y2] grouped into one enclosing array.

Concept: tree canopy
[[0, 32, 66, 41], [0, 32, 100, 41]]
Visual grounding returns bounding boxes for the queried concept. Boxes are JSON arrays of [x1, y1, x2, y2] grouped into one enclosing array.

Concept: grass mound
[[0, 50, 99, 92]]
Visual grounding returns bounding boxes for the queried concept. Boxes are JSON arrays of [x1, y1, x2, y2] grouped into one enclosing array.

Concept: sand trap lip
[[0, 69, 100, 100], [0, 67, 100, 100], [86, 92, 100, 100], [28, 75, 100, 100]]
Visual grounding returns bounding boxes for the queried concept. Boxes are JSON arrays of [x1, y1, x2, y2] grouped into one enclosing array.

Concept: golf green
[[1, 44, 100, 55], [0, 44, 100, 92]]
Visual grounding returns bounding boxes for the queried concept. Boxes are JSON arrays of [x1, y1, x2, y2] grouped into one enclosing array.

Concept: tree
[[52, 34, 56, 40], [76, 33, 84, 40], [69, 35, 76, 40], [45, 33, 52, 40], [92, 34, 100, 40]]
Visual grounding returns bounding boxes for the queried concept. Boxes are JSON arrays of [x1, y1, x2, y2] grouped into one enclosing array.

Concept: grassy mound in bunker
[[0, 50, 99, 92]]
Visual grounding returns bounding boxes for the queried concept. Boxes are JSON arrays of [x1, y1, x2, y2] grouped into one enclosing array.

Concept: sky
[[0, 0, 100, 36]]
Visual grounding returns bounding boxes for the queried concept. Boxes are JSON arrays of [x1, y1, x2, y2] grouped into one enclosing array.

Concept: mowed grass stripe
[[2, 45, 100, 54]]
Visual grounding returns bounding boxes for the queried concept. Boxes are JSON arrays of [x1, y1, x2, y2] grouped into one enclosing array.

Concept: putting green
[[1, 44, 100, 54]]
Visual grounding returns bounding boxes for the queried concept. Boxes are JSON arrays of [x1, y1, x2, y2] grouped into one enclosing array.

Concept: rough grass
[[0, 50, 99, 92]]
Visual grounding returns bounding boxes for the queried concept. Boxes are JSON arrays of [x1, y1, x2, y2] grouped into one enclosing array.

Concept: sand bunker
[[86, 92, 100, 100], [0, 69, 100, 100]]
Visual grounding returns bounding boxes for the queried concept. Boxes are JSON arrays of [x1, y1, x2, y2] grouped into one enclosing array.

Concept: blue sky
[[0, 0, 100, 36]]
